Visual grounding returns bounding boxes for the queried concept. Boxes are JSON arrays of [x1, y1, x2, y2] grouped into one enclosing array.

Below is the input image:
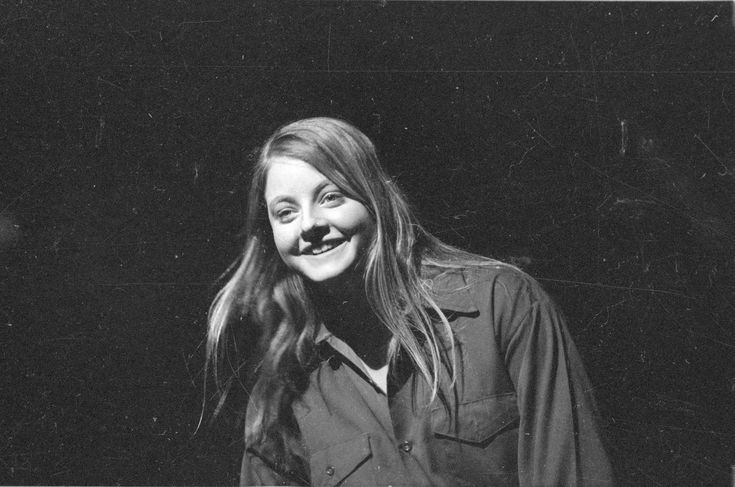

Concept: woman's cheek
[[271, 226, 295, 256]]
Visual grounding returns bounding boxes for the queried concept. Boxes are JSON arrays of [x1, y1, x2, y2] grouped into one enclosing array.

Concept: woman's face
[[264, 156, 375, 286]]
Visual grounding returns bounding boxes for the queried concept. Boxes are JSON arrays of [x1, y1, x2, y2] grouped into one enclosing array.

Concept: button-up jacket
[[241, 265, 615, 486]]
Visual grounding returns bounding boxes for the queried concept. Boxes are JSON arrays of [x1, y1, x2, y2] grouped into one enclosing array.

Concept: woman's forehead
[[264, 156, 333, 202]]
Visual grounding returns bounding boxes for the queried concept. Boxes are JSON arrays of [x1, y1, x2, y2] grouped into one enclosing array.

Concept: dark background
[[2, 1, 734, 485]]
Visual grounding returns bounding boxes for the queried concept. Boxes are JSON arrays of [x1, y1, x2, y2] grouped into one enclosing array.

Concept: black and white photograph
[[2, 1, 734, 486]]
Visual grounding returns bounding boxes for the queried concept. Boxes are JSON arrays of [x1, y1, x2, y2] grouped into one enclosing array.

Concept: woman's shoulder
[[426, 261, 552, 313], [469, 263, 547, 298], [426, 261, 542, 293], [427, 262, 565, 354]]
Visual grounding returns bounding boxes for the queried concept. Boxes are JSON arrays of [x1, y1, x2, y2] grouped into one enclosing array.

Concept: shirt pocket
[[309, 433, 374, 487], [431, 392, 519, 445]]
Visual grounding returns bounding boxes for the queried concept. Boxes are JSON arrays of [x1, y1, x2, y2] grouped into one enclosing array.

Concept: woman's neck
[[311, 283, 391, 369]]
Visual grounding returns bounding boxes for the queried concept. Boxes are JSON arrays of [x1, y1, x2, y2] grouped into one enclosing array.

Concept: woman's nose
[[300, 212, 329, 242]]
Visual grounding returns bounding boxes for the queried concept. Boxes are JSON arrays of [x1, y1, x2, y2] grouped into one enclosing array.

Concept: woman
[[206, 117, 614, 486]]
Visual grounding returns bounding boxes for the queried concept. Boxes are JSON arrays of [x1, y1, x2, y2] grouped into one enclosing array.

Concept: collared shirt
[[241, 266, 615, 486], [314, 324, 390, 395]]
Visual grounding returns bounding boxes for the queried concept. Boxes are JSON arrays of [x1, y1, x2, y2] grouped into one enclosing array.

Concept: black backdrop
[[2, 2, 734, 485]]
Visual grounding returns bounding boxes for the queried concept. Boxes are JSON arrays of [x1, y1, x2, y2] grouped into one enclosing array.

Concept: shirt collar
[[426, 269, 478, 314], [314, 269, 478, 347], [316, 323, 332, 344]]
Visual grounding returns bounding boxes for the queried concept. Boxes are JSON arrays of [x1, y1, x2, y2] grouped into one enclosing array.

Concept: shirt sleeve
[[497, 276, 615, 486], [239, 397, 302, 487], [240, 447, 292, 487]]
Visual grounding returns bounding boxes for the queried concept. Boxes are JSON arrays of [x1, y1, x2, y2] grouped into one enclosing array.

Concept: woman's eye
[[276, 208, 295, 221], [322, 192, 343, 204]]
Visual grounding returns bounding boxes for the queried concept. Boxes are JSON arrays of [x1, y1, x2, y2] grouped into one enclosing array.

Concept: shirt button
[[328, 356, 341, 370], [399, 440, 413, 453], [325, 466, 335, 476]]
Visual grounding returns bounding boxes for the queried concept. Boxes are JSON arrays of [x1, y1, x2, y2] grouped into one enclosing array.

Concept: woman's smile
[[302, 239, 346, 256]]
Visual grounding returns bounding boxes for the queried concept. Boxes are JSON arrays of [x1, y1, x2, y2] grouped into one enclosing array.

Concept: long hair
[[205, 117, 503, 479]]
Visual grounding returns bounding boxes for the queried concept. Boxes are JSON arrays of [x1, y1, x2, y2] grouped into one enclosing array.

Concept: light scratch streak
[[694, 134, 732, 176]]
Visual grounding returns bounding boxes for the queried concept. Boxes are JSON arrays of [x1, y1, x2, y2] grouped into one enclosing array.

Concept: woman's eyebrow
[[266, 179, 335, 209], [312, 180, 334, 196], [266, 195, 294, 209]]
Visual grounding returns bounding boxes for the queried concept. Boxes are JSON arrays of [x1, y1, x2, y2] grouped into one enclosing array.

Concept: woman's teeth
[[310, 241, 340, 255]]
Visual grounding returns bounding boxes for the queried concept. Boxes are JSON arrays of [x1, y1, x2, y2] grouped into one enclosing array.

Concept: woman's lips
[[303, 240, 346, 256]]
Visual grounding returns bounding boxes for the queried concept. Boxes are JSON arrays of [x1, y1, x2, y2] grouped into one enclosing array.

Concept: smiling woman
[[205, 117, 615, 486]]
